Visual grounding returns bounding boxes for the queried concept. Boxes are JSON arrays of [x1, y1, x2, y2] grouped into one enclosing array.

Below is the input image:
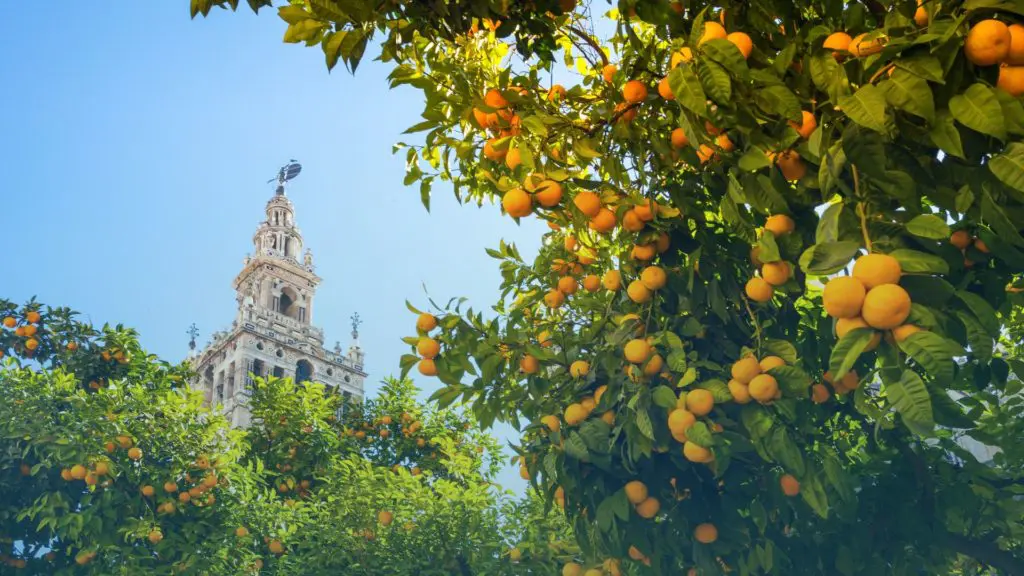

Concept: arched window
[[296, 360, 313, 384], [279, 287, 299, 319]]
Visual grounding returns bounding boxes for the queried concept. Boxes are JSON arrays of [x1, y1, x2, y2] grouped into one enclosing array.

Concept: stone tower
[[190, 174, 365, 427]]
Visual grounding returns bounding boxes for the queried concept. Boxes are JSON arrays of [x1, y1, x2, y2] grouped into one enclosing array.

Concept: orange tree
[[195, 0, 1024, 573]]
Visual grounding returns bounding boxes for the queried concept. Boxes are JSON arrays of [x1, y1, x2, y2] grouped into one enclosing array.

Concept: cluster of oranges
[[728, 355, 786, 404], [624, 480, 661, 520], [821, 252, 918, 354], [414, 313, 440, 377], [502, 173, 564, 219], [963, 19, 1024, 96], [1, 309, 42, 356], [475, 88, 524, 160], [950, 228, 990, 267], [558, 384, 613, 427], [745, 214, 797, 303]]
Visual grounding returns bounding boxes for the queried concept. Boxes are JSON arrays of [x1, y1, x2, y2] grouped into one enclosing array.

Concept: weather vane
[[187, 323, 199, 351], [268, 160, 302, 194], [350, 312, 362, 340]]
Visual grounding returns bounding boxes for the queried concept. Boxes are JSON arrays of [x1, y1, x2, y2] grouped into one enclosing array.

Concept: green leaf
[[895, 54, 945, 83], [651, 386, 678, 409], [801, 241, 862, 275], [756, 232, 781, 263], [762, 339, 799, 365], [882, 69, 935, 122], [635, 409, 654, 440], [696, 59, 731, 104], [886, 370, 934, 435], [928, 382, 974, 428], [564, 432, 590, 460], [898, 331, 954, 383], [801, 474, 829, 519], [956, 290, 1000, 337], [700, 38, 749, 77], [596, 494, 617, 532], [905, 214, 950, 240], [687, 421, 714, 447], [754, 86, 803, 122], [957, 311, 993, 363], [668, 65, 707, 116], [989, 142, 1024, 193], [889, 249, 950, 274], [573, 138, 602, 159], [929, 109, 966, 159], [981, 186, 1024, 247], [520, 116, 548, 137], [579, 420, 612, 453], [767, 427, 805, 476], [740, 405, 774, 439], [738, 147, 771, 171], [838, 85, 892, 134], [829, 329, 875, 380], [769, 366, 812, 396], [949, 84, 1006, 140], [822, 450, 856, 502], [816, 202, 843, 244]]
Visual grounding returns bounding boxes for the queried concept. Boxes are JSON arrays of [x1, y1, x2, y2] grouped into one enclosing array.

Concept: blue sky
[[0, 4, 548, 491]]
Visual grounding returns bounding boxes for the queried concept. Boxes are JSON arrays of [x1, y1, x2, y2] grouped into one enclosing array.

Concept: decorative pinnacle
[[350, 312, 362, 341], [187, 323, 199, 351]]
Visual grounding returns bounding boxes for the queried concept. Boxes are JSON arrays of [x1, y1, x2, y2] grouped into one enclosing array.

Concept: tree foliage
[[193, 0, 1024, 573], [0, 300, 570, 574]]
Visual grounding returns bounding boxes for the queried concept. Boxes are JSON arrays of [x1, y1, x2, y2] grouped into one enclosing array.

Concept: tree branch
[[939, 531, 1024, 575], [565, 25, 609, 67]]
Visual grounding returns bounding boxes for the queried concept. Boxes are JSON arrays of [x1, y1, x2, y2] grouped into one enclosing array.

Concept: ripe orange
[[914, 4, 928, 27], [564, 403, 587, 425], [589, 208, 617, 233], [640, 266, 667, 290], [484, 88, 509, 109], [731, 356, 761, 384], [668, 408, 696, 435], [624, 480, 648, 504], [602, 270, 622, 290], [775, 150, 807, 181], [762, 261, 791, 286], [25, 338, 39, 351], [728, 379, 751, 403], [627, 280, 652, 303], [727, 32, 753, 59], [541, 414, 561, 433], [670, 47, 693, 68], [745, 277, 774, 303], [811, 383, 830, 404], [602, 64, 617, 83], [70, 464, 87, 480], [117, 435, 133, 449], [483, 139, 507, 161], [835, 317, 881, 351], [823, 31, 852, 55], [622, 209, 645, 232], [417, 337, 440, 359], [975, 238, 990, 253], [557, 276, 578, 295], [671, 127, 689, 149], [997, 64, 1024, 96], [378, 510, 394, 526], [164, 481, 177, 493], [148, 530, 163, 544], [1, 317, 15, 328], [520, 354, 540, 374], [780, 474, 801, 496], [632, 243, 657, 261], [614, 101, 637, 123], [178, 491, 191, 503], [892, 324, 922, 342], [624, 339, 651, 364], [699, 21, 727, 45], [715, 133, 735, 152], [502, 188, 532, 218], [764, 214, 795, 236], [759, 356, 786, 371], [141, 485, 155, 497], [569, 360, 589, 378], [236, 526, 249, 538], [789, 110, 817, 139], [25, 311, 41, 324], [853, 253, 902, 289], [1008, 24, 1024, 65], [534, 179, 563, 207], [861, 284, 912, 330], [622, 80, 648, 104], [849, 33, 884, 57], [694, 523, 718, 544], [643, 354, 664, 376], [547, 84, 567, 101], [582, 274, 601, 292], [683, 441, 714, 463], [696, 144, 716, 164], [268, 540, 285, 555], [634, 200, 656, 221], [628, 546, 647, 561], [573, 191, 602, 217], [749, 374, 779, 403], [686, 389, 714, 416], [657, 77, 674, 100], [965, 20, 1011, 66], [418, 358, 438, 376], [635, 496, 660, 519], [544, 289, 566, 308], [950, 230, 973, 250], [822, 276, 867, 319], [505, 147, 522, 170]]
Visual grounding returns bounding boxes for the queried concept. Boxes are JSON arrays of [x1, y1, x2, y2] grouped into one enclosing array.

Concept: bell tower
[[190, 162, 366, 427]]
